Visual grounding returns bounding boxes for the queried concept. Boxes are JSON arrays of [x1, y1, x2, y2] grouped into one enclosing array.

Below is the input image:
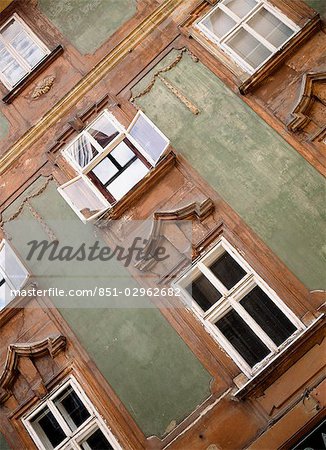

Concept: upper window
[[177, 238, 304, 376], [0, 14, 49, 89], [0, 239, 29, 310], [59, 110, 170, 223], [196, 0, 299, 74], [23, 377, 121, 450]]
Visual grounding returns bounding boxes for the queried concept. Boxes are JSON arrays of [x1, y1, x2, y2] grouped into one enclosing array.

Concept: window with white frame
[[177, 238, 304, 376], [0, 14, 49, 89], [59, 110, 170, 223], [23, 377, 121, 450], [0, 239, 29, 310], [196, 0, 299, 74]]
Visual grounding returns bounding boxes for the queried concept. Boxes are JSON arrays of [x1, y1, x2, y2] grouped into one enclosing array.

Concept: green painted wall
[[305, 0, 326, 18], [3, 180, 212, 438], [0, 112, 9, 141], [132, 51, 326, 290], [0, 433, 10, 450], [39, 0, 136, 54]]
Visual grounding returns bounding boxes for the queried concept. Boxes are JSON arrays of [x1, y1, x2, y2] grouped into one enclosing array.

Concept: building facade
[[0, 0, 325, 449]]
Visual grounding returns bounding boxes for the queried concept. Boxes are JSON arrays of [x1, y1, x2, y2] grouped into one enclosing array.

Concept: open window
[[59, 110, 170, 222], [177, 238, 304, 377], [23, 377, 121, 450], [0, 239, 29, 309], [196, 0, 299, 75]]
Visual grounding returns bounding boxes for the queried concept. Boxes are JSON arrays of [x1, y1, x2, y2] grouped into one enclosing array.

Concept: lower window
[[177, 238, 304, 376], [23, 377, 120, 450]]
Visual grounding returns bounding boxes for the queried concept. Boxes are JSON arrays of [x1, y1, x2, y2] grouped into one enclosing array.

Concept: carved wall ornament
[[135, 198, 214, 271], [31, 75, 55, 99], [287, 71, 326, 135], [0, 335, 66, 404]]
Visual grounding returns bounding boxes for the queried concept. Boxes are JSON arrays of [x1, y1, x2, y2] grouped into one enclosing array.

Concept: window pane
[[186, 272, 222, 312], [226, 27, 272, 69], [81, 428, 113, 450], [0, 278, 6, 309], [202, 8, 236, 39], [209, 251, 246, 290], [110, 140, 135, 166], [11, 30, 46, 67], [248, 7, 294, 48], [60, 177, 109, 220], [0, 242, 28, 291], [30, 407, 66, 450], [88, 115, 120, 149], [91, 157, 119, 185], [215, 309, 270, 367], [2, 58, 26, 86], [224, 0, 257, 18], [65, 135, 99, 169], [107, 158, 149, 201], [129, 113, 169, 165], [1, 19, 22, 41], [54, 386, 90, 431], [240, 286, 297, 346], [0, 48, 16, 71]]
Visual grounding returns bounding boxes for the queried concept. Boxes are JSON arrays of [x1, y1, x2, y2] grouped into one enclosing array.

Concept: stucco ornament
[[31, 75, 55, 99]]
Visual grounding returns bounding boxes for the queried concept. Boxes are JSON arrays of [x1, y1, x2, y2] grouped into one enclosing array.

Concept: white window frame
[[196, 0, 300, 74], [0, 13, 50, 89], [60, 109, 169, 222], [0, 239, 29, 310], [23, 376, 121, 450], [176, 237, 304, 377]]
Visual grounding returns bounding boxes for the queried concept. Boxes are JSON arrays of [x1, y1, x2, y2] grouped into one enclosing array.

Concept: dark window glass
[[291, 418, 326, 449], [215, 309, 270, 367], [54, 386, 90, 431], [31, 408, 66, 449], [209, 251, 246, 290], [240, 286, 296, 346], [81, 428, 113, 450], [186, 273, 222, 312]]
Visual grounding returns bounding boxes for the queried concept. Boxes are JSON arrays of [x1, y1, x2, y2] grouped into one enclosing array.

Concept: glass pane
[[2, 59, 27, 85], [202, 8, 236, 39], [65, 135, 99, 169], [240, 286, 297, 346], [88, 115, 120, 149], [248, 7, 294, 48], [185, 272, 222, 312], [215, 309, 270, 367], [11, 30, 46, 67], [110, 140, 135, 166], [0, 278, 6, 309], [54, 386, 90, 431], [30, 407, 66, 450], [0, 48, 15, 71], [107, 158, 149, 201], [224, 0, 257, 18], [91, 157, 119, 185], [209, 251, 246, 290], [60, 177, 109, 220], [0, 242, 28, 290], [129, 113, 169, 165], [226, 27, 272, 69], [81, 428, 113, 450]]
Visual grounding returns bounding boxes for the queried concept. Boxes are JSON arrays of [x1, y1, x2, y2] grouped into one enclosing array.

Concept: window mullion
[[219, 4, 241, 23], [198, 262, 228, 296], [5, 41, 31, 71], [47, 401, 71, 437], [230, 297, 278, 352], [242, 23, 277, 52]]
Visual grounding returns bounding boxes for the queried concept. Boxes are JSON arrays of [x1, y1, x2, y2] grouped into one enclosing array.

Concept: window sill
[[233, 314, 324, 399], [2, 45, 64, 104]]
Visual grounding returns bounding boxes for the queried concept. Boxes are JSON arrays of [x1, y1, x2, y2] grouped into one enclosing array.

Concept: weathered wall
[[132, 51, 326, 290], [305, 0, 326, 18], [39, 0, 137, 54]]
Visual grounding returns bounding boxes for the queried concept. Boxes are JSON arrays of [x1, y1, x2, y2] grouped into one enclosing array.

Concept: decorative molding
[[135, 198, 214, 271], [31, 75, 55, 99], [287, 71, 326, 132], [0, 0, 184, 174], [0, 335, 66, 404], [158, 75, 200, 115]]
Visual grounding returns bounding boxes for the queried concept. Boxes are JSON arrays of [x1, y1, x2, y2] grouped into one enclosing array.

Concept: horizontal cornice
[[0, 0, 183, 175]]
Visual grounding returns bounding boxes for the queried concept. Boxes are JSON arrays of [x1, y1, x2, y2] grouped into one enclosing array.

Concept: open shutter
[[127, 111, 170, 166], [58, 176, 110, 224]]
